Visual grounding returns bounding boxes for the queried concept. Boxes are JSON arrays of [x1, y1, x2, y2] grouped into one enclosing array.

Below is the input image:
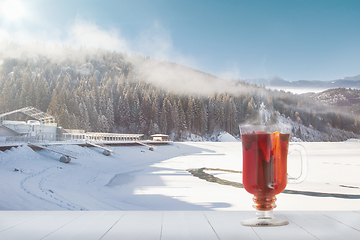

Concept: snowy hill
[[217, 132, 239, 142], [277, 113, 360, 142], [303, 88, 360, 115]]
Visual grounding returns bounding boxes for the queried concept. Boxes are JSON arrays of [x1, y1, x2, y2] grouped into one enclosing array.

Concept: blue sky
[[1, 0, 360, 81]]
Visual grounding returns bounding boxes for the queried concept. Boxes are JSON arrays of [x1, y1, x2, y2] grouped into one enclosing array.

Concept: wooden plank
[[203, 211, 260, 240], [1, 211, 359, 239], [0, 211, 44, 232], [161, 211, 219, 240], [240, 211, 317, 240], [320, 211, 360, 232], [181, 211, 220, 240], [160, 211, 198, 240], [101, 211, 162, 240], [0, 211, 83, 240], [279, 211, 360, 240], [42, 211, 125, 240]]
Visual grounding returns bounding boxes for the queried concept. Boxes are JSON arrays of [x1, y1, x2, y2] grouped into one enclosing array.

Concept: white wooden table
[[1, 211, 360, 240]]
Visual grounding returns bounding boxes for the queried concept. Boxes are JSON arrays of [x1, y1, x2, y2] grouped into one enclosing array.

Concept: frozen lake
[[0, 141, 359, 211]]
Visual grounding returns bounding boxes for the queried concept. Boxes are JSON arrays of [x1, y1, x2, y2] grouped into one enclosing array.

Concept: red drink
[[241, 131, 290, 210]]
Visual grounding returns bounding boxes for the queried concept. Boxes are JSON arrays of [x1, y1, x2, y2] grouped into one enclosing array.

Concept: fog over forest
[[1, 43, 359, 141]]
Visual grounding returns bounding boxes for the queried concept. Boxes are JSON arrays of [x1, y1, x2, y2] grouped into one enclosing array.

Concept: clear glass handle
[[287, 144, 308, 184]]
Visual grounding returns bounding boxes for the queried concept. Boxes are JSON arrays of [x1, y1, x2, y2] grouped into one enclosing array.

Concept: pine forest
[[1, 44, 359, 141]]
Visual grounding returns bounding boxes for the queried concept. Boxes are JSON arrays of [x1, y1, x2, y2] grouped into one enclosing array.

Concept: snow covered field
[[1, 140, 359, 211]]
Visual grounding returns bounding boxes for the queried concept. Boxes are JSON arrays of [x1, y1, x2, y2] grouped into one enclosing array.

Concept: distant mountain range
[[242, 74, 360, 92]]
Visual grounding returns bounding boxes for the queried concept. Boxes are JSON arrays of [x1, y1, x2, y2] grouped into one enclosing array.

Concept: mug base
[[241, 210, 289, 227]]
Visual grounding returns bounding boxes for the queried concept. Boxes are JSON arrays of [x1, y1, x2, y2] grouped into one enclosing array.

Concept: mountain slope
[[304, 88, 360, 115], [1, 43, 359, 141]]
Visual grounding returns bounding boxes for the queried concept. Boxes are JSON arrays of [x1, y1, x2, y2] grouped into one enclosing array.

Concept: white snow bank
[[345, 138, 359, 142], [217, 131, 239, 142]]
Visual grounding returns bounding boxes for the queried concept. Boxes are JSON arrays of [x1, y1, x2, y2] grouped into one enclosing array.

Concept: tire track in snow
[[20, 167, 87, 210]]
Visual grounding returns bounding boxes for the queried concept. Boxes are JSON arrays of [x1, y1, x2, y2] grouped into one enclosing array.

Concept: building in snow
[[151, 134, 169, 141], [1, 107, 147, 145], [0, 107, 58, 143], [62, 131, 144, 142]]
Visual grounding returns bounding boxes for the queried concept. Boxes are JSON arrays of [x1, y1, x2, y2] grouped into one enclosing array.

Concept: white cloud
[[217, 63, 241, 80], [0, 17, 196, 65], [0, 16, 132, 61], [132, 21, 198, 69], [0, 28, 11, 42], [0, 17, 128, 49], [0, 16, 248, 95], [66, 18, 130, 53], [135, 21, 172, 60]]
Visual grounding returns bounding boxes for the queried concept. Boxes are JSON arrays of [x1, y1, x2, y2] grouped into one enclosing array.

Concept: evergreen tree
[[214, 94, 224, 130], [160, 106, 167, 134], [246, 97, 258, 122], [171, 99, 180, 138], [36, 75, 51, 112], [129, 89, 140, 132], [1, 80, 16, 112], [47, 92, 61, 121], [117, 95, 130, 132], [138, 92, 151, 135], [27, 79, 37, 107], [149, 101, 160, 135], [186, 98, 194, 133], [225, 97, 236, 134], [98, 114, 110, 132], [160, 98, 172, 134], [79, 101, 91, 132], [20, 71, 31, 108], [91, 75, 100, 112], [99, 89, 108, 116], [106, 98, 115, 132]]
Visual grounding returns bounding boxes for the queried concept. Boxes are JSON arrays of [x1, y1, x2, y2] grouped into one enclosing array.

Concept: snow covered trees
[[0, 44, 359, 141]]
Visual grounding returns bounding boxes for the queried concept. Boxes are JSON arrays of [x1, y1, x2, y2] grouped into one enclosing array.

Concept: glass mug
[[240, 123, 307, 226]]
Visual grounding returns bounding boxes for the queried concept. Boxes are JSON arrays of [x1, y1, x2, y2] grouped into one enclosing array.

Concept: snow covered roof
[[2, 120, 27, 125], [86, 132, 144, 137], [151, 134, 169, 137], [0, 125, 20, 136], [0, 107, 55, 125]]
